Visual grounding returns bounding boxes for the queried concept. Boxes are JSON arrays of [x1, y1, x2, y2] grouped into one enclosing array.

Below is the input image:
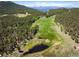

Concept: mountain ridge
[[0, 1, 45, 15]]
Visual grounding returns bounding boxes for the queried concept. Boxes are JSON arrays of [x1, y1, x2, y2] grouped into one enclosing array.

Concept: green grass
[[22, 15, 79, 57], [31, 16, 63, 44], [22, 15, 64, 57]]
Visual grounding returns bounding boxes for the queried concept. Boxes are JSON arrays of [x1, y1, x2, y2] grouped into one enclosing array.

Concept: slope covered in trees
[[0, 1, 46, 16], [0, 1, 46, 56], [0, 15, 37, 56], [48, 8, 79, 43]]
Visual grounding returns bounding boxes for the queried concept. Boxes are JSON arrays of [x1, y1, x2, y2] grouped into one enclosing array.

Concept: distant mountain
[[0, 1, 45, 15], [32, 6, 62, 12], [31, 6, 79, 12]]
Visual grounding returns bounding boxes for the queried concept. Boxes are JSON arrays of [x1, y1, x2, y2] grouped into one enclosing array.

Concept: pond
[[23, 44, 49, 55]]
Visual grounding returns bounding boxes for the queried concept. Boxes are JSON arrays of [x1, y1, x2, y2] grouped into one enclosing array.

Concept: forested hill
[[47, 8, 79, 16], [0, 1, 45, 16], [47, 8, 79, 43]]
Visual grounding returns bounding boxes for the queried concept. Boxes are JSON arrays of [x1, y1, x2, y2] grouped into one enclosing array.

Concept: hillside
[[47, 8, 79, 46], [0, 1, 45, 16], [21, 15, 79, 57], [1, 1, 79, 57], [11, 16, 78, 57], [0, 1, 46, 56]]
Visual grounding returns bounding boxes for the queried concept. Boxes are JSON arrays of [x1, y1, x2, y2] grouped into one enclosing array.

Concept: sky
[[13, 1, 79, 8]]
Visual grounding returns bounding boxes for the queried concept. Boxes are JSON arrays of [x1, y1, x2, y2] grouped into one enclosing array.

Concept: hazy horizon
[[13, 1, 79, 8]]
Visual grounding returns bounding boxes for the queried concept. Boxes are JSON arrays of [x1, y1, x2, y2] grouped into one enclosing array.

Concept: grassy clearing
[[31, 16, 63, 44], [21, 16, 64, 56], [22, 15, 79, 57]]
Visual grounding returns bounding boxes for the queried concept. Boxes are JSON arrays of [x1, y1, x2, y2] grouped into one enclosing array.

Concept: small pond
[[23, 44, 49, 55]]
